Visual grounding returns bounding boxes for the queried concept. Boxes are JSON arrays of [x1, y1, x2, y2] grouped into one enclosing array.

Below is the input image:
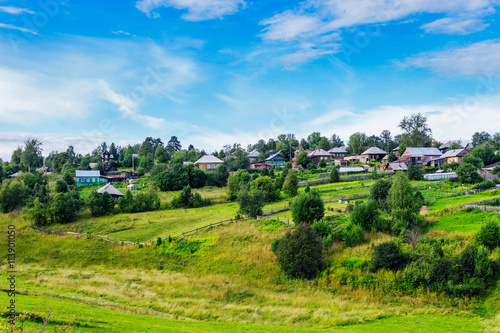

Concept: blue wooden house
[[265, 153, 286, 167], [75, 170, 108, 186]]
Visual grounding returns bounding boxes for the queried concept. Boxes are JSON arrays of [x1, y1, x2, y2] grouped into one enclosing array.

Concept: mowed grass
[[0, 292, 486, 333], [427, 208, 500, 233]]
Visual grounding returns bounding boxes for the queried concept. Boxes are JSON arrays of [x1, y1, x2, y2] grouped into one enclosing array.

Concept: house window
[[212, 164, 215, 169]]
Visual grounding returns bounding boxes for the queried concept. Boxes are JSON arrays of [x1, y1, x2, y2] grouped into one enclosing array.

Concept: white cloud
[[421, 18, 489, 34], [112, 30, 130, 35], [402, 39, 500, 76], [259, 0, 498, 66], [0, 23, 38, 34], [136, 0, 246, 21], [0, 36, 200, 129], [0, 6, 34, 15]]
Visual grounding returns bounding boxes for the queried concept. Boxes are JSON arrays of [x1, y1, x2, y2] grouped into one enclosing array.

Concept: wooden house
[[307, 149, 331, 164], [96, 183, 124, 203], [247, 150, 260, 163], [194, 155, 224, 172], [102, 150, 113, 163], [250, 161, 273, 170], [400, 147, 442, 165], [360, 147, 387, 162], [265, 152, 286, 167], [328, 146, 348, 159], [75, 170, 108, 186], [385, 161, 408, 172]]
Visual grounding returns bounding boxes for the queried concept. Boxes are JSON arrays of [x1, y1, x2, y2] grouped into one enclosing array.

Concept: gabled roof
[[388, 162, 408, 171], [76, 170, 101, 177], [308, 149, 330, 157], [247, 149, 260, 158], [441, 148, 469, 158], [339, 166, 364, 173], [96, 183, 124, 196], [485, 161, 500, 169], [361, 147, 387, 155], [404, 147, 442, 157], [392, 146, 400, 152], [265, 153, 285, 161], [328, 146, 348, 153], [439, 141, 453, 150], [194, 155, 223, 165]]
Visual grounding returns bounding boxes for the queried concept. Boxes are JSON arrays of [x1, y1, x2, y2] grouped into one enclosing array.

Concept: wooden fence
[[30, 225, 154, 246], [463, 198, 500, 213], [298, 172, 387, 187], [172, 218, 238, 238]]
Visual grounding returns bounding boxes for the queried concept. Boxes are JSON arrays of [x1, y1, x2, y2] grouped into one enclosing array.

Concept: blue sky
[[1, 0, 500, 160]]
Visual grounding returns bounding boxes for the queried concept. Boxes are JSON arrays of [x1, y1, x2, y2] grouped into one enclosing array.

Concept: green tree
[[370, 178, 392, 209], [456, 163, 483, 184], [237, 186, 267, 218], [370, 242, 408, 272], [350, 200, 381, 231], [11, 147, 22, 165], [24, 197, 47, 225], [295, 151, 310, 169], [330, 134, 344, 148], [166, 136, 182, 154], [51, 192, 76, 224], [347, 132, 367, 154], [155, 145, 169, 163], [251, 176, 279, 202], [388, 173, 422, 235], [329, 166, 340, 183], [491, 166, 500, 175], [21, 138, 43, 172], [55, 179, 69, 193], [462, 154, 484, 169], [0, 178, 30, 213], [398, 113, 432, 147], [282, 170, 298, 197], [475, 220, 500, 250], [472, 131, 491, 147], [271, 223, 323, 279], [62, 172, 76, 186], [407, 163, 424, 181], [471, 145, 499, 166], [292, 190, 324, 224], [307, 132, 322, 148], [87, 192, 114, 217]]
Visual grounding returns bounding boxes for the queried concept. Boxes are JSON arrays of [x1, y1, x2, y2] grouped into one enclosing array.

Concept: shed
[[127, 184, 139, 190]]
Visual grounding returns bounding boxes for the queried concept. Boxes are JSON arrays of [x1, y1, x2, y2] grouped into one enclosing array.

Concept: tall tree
[[11, 147, 22, 165], [21, 138, 43, 172], [329, 134, 344, 148], [347, 132, 367, 154], [398, 113, 432, 147], [307, 132, 322, 148], [471, 131, 491, 147], [167, 136, 182, 154], [380, 130, 392, 152]]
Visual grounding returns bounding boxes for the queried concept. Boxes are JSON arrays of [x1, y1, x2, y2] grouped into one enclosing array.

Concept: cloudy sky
[[1, 0, 500, 160]]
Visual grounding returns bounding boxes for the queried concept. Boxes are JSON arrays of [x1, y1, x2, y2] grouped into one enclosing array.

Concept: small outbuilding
[[127, 184, 139, 191]]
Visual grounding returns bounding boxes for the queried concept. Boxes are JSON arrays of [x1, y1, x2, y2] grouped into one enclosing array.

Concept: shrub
[[318, 159, 327, 168], [271, 223, 323, 279], [329, 167, 340, 183], [55, 179, 68, 193], [87, 192, 115, 217], [0, 178, 30, 213], [475, 220, 500, 250], [407, 163, 424, 181], [492, 166, 500, 175], [62, 172, 76, 186], [311, 219, 333, 238], [472, 180, 496, 190], [172, 185, 208, 209], [237, 186, 266, 218], [456, 162, 483, 184], [342, 222, 365, 247], [370, 241, 408, 272], [291, 189, 324, 224], [251, 176, 280, 202], [370, 178, 392, 209], [51, 192, 76, 224], [350, 199, 382, 231], [282, 170, 298, 197]]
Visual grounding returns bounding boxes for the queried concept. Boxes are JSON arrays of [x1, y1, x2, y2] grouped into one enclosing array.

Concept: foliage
[[475, 220, 500, 250], [398, 113, 432, 147], [472, 180, 496, 190], [291, 189, 324, 224], [282, 170, 298, 197], [388, 173, 423, 235], [318, 159, 327, 168], [119, 189, 161, 213], [370, 241, 408, 272], [87, 192, 115, 217], [370, 178, 392, 209], [329, 166, 340, 183], [294, 151, 310, 169], [471, 145, 499, 166], [237, 186, 267, 218], [350, 199, 382, 231], [462, 154, 484, 169], [24, 197, 47, 225], [0, 178, 30, 213], [311, 219, 333, 238], [342, 222, 365, 247], [51, 192, 76, 224], [271, 223, 323, 279], [250, 176, 279, 202], [347, 132, 367, 154], [456, 163, 483, 184], [492, 166, 500, 175], [172, 185, 210, 209], [55, 179, 69, 193], [407, 163, 424, 181]]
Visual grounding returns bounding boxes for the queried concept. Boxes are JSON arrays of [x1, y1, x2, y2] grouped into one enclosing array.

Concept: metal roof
[[404, 147, 442, 156], [328, 146, 348, 153], [361, 147, 387, 155], [247, 149, 260, 157], [307, 149, 330, 157], [96, 183, 124, 196], [339, 167, 364, 173], [265, 152, 285, 161], [194, 155, 223, 164], [75, 170, 101, 177], [441, 148, 468, 158]]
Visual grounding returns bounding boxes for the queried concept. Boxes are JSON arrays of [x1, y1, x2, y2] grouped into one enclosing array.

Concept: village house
[[102, 150, 113, 163], [438, 141, 454, 153], [308, 149, 331, 164], [75, 170, 108, 186], [399, 147, 442, 166], [247, 150, 260, 163], [479, 162, 500, 176], [96, 183, 125, 203], [328, 146, 348, 159], [265, 152, 286, 167], [384, 161, 408, 172], [194, 155, 224, 172], [360, 147, 388, 162], [250, 161, 273, 170]]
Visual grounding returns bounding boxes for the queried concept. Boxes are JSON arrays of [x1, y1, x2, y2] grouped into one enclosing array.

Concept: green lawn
[[427, 208, 500, 233]]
